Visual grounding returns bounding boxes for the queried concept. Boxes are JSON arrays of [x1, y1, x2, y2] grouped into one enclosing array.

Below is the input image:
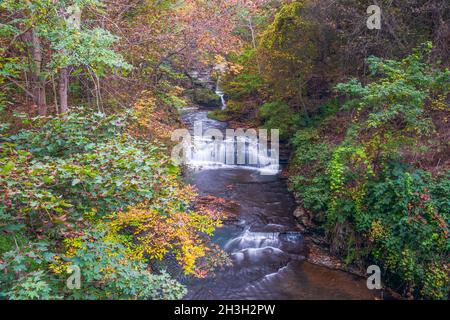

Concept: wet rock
[[278, 232, 305, 255], [190, 87, 221, 108], [194, 195, 241, 223], [278, 231, 303, 242], [293, 207, 312, 230]]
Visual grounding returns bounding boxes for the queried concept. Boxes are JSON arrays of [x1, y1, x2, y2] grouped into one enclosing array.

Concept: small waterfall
[[224, 230, 304, 266], [186, 134, 279, 175], [224, 231, 282, 251], [224, 231, 303, 252], [215, 76, 227, 110]]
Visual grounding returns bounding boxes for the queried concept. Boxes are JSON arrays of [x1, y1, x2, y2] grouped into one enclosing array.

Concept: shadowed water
[[182, 109, 377, 300]]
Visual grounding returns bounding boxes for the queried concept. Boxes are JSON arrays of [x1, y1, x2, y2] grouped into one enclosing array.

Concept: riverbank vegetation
[[216, 1, 449, 299]]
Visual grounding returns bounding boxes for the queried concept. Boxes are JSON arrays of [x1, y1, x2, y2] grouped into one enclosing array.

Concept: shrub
[[289, 45, 449, 299], [0, 230, 187, 300], [190, 88, 221, 108], [259, 101, 300, 141], [289, 128, 333, 214], [0, 108, 225, 299], [364, 165, 449, 299]]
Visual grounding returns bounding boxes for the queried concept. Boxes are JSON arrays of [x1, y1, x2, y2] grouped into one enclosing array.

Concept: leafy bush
[[1, 110, 171, 229], [0, 230, 187, 300], [289, 128, 333, 214], [259, 101, 300, 141], [0, 108, 226, 299], [363, 165, 449, 299], [289, 45, 449, 299], [65, 230, 187, 300], [224, 73, 265, 100], [208, 100, 247, 122], [336, 42, 449, 139]]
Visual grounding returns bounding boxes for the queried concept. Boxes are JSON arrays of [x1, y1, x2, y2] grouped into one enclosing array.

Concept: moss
[[208, 110, 230, 122], [207, 100, 248, 122], [190, 88, 221, 108]]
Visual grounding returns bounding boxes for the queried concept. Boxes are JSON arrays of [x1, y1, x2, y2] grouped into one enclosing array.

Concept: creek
[[182, 109, 376, 300]]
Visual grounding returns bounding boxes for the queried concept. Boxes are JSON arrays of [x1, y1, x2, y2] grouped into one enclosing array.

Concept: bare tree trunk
[[56, 4, 81, 114], [59, 67, 69, 113], [52, 75, 59, 114], [24, 29, 47, 115]]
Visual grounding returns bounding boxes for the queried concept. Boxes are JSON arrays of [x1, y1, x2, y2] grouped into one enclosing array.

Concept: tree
[[336, 42, 450, 153], [0, 0, 131, 115], [259, 0, 318, 117], [0, 1, 50, 114]]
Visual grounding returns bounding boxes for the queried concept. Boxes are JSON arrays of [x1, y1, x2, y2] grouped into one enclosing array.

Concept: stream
[[182, 109, 377, 300]]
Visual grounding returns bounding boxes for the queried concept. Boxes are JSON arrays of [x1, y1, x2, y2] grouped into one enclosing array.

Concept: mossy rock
[[191, 88, 221, 108], [208, 109, 231, 122], [208, 100, 251, 122]]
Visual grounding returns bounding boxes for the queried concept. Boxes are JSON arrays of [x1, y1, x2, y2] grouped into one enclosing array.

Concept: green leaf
[[1, 161, 15, 174]]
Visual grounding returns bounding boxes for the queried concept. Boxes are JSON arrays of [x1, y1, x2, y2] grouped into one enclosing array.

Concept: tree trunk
[[56, 4, 81, 114], [24, 29, 47, 115], [248, 17, 262, 74], [59, 67, 69, 113]]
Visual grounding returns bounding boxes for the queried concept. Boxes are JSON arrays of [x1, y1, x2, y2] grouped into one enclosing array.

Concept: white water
[[215, 77, 227, 110], [186, 135, 280, 175], [225, 230, 282, 251]]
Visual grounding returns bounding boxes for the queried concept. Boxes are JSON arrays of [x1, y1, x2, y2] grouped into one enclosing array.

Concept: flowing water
[[182, 109, 377, 300], [215, 76, 227, 110]]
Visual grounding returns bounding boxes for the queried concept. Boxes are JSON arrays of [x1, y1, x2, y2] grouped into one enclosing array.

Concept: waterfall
[[224, 231, 282, 251], [180, 110, 280, 175], [215, 76, 227, 110], [186, 134, 280, 175]]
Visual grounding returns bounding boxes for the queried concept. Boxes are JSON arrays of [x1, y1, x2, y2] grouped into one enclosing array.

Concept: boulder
[[191, 88, 221, 108], [293, 207, 312, 230]]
